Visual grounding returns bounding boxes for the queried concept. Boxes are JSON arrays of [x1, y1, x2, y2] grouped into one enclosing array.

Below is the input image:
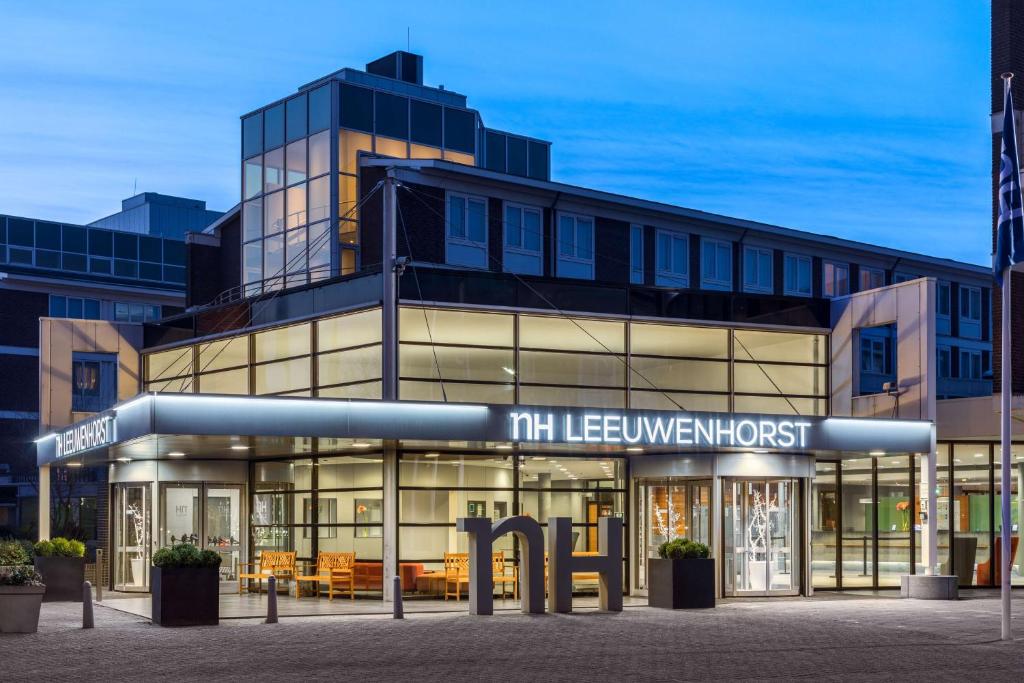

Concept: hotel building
[[34, 50, 1017, 603]]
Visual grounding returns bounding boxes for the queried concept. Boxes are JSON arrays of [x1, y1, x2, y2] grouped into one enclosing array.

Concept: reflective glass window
[[507, 136, 527, 176], [485, 131, 506, 172], [88, 229, 112, 257], [243, 199, 263, 242], [242, 113, 263, 158], [444, 107, 475, 153], [64, 253, 88, 273], [264, 103, 285, 150], [375, 92, 408, 139], [263, 234, 284, 289], [285, 94, 307, 142], [308, 84, 331, 133], [114, 232, 137, 259], [244, 156, 262, 199], [264, 191, 284, 236], [308, 130, 330, 178], [318, 308, 383, 351], [139, 236, 161, 262], [264, 147, 284, 193], [286, 140, 306, 186], [197, 336, 249, 373], [36, 222, 60, 250], [340, 84, 373, 132], [255, 323, 311, 362], [286, 183, 306, 229], [8, 219, 33, 246], [410, 99, 443, 146], [528, 140, 549, 180], [308, 176, 329, 224]]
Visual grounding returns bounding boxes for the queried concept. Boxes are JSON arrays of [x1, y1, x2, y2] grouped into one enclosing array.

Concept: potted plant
[[0, 539, 46, 633], [647, 538, 715, 609], [151, 544, 222, 627], [34, 537, 86, 602]]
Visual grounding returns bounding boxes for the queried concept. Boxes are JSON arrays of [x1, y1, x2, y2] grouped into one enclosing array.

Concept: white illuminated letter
[[602, 415, 622, 443], [795, 421, 812, 448], [510, 412, 533, 441], [583, 414, 601, 442], [735, 420, 758, 447], [643, 417, 673, 444], [622, 417, 643, 444], [565, 414, 583, 442], [759, 420, 777, 447], [535, 413, 554, 441], [694, 418, 714, 446], [715, 419, 735, 447], [675, 418, 693, 445], [776, 421, 795, 448]]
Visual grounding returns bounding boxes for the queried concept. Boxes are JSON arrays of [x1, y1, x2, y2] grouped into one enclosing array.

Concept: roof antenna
[[407, 27, 410, 51], [133, 177, 137, 196]]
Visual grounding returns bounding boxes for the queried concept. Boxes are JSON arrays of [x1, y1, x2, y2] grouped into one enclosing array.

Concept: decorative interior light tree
[[126, 503, 146, 587], [745, 489, 777, 591]]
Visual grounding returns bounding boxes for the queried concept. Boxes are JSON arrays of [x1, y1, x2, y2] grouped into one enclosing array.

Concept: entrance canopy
[[36, 393, 935, 467]]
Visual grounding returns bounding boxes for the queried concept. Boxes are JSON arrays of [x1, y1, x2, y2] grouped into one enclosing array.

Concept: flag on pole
[[995, 86, 1024, 284]]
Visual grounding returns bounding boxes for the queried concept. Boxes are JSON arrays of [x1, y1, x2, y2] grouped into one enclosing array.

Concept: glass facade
[[252, 454, 384, 596], [0, 214, 185, 285], [810, 444, 1024, 589], [397, 452, 626, 598], [145, 305, 828, 417]]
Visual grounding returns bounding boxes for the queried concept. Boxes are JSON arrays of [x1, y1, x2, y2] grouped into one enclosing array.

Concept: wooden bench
[[238, 551, 296, 595], [444, 551, 516, 600], [295, 551, 356, 600]]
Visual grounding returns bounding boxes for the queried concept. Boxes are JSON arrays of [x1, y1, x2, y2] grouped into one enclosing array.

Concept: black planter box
[[151, 566, 220, 627], [648, 557, 716, 609], [34, 556, 85, 602]]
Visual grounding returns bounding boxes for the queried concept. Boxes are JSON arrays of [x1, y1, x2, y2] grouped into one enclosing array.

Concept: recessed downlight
[[231, 445, 250, 451], [116, 457, 132, 463], [424, 452, 440, 458], [167, 452, 186, 458]]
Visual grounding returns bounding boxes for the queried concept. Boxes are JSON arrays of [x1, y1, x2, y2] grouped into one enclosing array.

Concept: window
[[701, 238, 732, 290], [655, 229, 688, 287], [49, 295, 100, 320], [285, 94, 307, 143], [861, 337, 890, 375], [446, 193, 487, 269], [784, 253, 812, 297], [72, 353, 117, 413], [893, 272, 916, 283], [503, 203, 542, 276], [860, 266, 884, 291], [507, 137, 527, 176], [822, 261, 850, 298], [630, 224, 644, 284], [960, 349, 983, 380], [444, 107, 476, 154], [937, 346, 951, 379], [556, 213, 595, 280], [936, 280, 951, 335], [114, 302, 161, 323], [959, 285, 982, 340], [375, 92, 409, 140], [742, 246, 772, 293]]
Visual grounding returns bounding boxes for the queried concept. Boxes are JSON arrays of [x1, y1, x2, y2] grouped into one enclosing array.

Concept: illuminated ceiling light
[[231, 445, 250, 451], [352, 442, 372, 448], [66, 462, 83, 467], [495, 444, 513, 450], [869, 450, 885, 456], [167, 452, 186, 458], [626, 447, 644, 453], [502, 366, 516, 377], [531, 456, 546, 461], [752, 449, 769, 454], [424, 452, 440, 458], [974, 453, 984, 458], [116, 457, 132, 463]]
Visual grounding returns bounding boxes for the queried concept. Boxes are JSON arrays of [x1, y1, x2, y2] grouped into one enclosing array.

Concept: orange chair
[[977, 535, 1019, 585]]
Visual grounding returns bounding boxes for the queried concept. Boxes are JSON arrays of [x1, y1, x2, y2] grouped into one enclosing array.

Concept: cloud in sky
[[0, 0, 992, 264]]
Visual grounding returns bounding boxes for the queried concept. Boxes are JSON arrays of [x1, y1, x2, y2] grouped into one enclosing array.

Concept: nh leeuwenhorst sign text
[[510, 411, 813, 449]]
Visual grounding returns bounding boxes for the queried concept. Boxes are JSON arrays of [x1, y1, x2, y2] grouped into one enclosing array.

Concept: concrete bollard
[[265, 576, 278, 624], [393, 575, 403, 619], [83, 581, 94, 629]]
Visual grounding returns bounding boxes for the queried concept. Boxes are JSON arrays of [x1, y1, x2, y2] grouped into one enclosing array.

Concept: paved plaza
[[4, 592, 1024, 681]]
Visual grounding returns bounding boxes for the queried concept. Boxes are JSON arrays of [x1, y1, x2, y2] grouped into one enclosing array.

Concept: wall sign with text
[[55, 415, 115, 459]]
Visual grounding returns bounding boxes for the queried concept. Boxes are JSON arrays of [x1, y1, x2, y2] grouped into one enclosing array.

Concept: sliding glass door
[[723, 479, 800, 596]]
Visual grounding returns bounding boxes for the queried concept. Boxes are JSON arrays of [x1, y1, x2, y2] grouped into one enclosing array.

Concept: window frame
[[822, 260, 850, 298], [859, 266, 884, 291], [700, 237, 733, 291], [742, 245, 773, 294], [959, 348, 983, 380], [555, 212, 595, 280], [502, 202, 543, 276], [783, 253, 813, 297], [445, 191, 488, 269], [654, 228, 689, 287], [629, 224, 644, 285], [937, 345, 952, 379]]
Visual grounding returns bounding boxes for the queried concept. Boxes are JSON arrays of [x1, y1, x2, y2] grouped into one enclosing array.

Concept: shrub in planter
[[0, 556, 46, 634], [33, 537, 86, 603], [151, 544, 222, 627], [648, 538, 715, 609]]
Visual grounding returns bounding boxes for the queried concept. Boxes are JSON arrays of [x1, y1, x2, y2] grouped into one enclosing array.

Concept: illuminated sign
[[509, 411, 813, 449], [55, 415, 115, 459]]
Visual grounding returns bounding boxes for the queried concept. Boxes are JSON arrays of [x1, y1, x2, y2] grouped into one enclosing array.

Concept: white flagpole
[[1000, 72, 1014, 643]]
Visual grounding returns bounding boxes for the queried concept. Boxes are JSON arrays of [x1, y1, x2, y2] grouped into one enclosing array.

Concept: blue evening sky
[[0, 1, 992, 264]]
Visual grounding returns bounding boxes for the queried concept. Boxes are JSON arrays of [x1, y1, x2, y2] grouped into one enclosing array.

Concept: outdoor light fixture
[[230, 445, 249, 451], [626, 447, 643, 453], [869, 450, 885, 456], [65, 462, 82, 467], [167, 452, 186, 457]]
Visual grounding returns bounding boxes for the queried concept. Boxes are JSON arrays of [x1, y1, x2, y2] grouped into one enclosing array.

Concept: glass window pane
[[340, 130, 374, 174], [243, 198, 263, 242], [242, 113, 263, 158], [410, 99, 443, 146], [285, 94, 307, 142], [630, 323, 728, 358], [399, 307, 512, 346], [628, 357, 728, 392], [448, 196, 465, 239], [254, 323, 311, 362], [199, 367, 249, 395], [318, 308, 383, 351], [197, 336, 249, 373], [519, 350, 624, 387], [286, 139, 306, 186], [518, 385, 624, 408], [576, 220, 593, 259], [734, 330, 826, 364], [519, 315, 624, 353], [263, 234, 284, 289], [308, 130, 330, 178], [734, 363, 826, 396], [507, 136, 527, 176], [49, 295, 67, 317], [308, 221, 330, 279], [285, 227, 308, 282], [340, 84, 374, 132], [504, 206, 521, 248], [444, 107, 475, 153], [308, 176, 329, 223], [318, 345, 382, 386], [375, 92, 409, 139], [286, 183, 307, 229], [400, 344, 513, 382], [375, 136, 407, 159], [146, 347, 193, 380], [243, 242, 262, 288], [467, 199, 486, 243], [523, 210, 541, 251], [264, 147, 284, 193], [308, 84, 331, 133], [264, 103, 284, 150], [255, 357, 311, 394], [264, 191, 284, 236]]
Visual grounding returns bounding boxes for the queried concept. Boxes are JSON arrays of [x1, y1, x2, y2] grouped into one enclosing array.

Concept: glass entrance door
[[724, 479, 800, 596], [158, 483, 245, 589], [113, 483, 151, 592], [637, 479, 712, 589]]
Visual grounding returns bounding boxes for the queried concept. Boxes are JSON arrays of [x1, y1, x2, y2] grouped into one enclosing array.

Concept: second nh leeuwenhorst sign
[[509, 411, 813, 448]]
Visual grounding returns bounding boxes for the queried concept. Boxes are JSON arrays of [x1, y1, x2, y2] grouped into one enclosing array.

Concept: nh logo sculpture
[[455, 515, 622, 615]]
